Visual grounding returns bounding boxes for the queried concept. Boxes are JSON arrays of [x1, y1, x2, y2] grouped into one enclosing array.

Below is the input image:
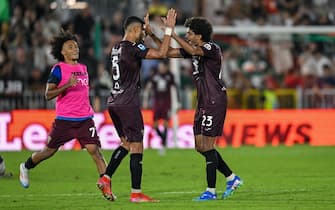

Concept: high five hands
[[144, 8, 177, 36], [165, 8, 177, 29]]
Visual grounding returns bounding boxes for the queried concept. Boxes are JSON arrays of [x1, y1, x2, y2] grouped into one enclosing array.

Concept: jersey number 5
[[112, 55, 120, 90]]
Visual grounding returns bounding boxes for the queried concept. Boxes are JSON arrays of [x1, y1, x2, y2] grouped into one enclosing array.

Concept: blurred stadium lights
[[50, 0, 88, 10]]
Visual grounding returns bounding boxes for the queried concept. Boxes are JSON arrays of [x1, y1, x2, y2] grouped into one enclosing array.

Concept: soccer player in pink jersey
[[145, 16, 243, 201], [19, 30, 107, 189], [96, 9, 176, 202]]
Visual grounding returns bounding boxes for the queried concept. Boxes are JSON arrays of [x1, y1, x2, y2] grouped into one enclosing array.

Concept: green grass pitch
[[1, 146, 334, 210]]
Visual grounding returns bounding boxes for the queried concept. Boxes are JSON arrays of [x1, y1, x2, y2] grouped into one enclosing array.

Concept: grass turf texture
[[1, 146, 334, 210]]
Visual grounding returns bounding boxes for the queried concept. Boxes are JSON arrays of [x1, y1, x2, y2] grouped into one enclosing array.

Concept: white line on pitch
[[0, 191, 200, 198], [0, 193, 96, 198]]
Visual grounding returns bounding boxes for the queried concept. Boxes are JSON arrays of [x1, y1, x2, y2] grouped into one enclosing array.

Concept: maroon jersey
[[149, 71, 175, 120], [180, 42, 226, 107], [149, 71, 175, 103], [107, 41, 149, 106]]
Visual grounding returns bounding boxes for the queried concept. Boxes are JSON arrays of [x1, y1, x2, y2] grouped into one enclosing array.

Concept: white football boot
[[19, 163, 30, 188]]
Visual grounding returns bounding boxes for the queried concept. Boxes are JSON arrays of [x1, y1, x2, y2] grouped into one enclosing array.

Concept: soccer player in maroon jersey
[[144, 61, 176, 155], [96, 9, 176, 202], [145, 16, 243, 200]]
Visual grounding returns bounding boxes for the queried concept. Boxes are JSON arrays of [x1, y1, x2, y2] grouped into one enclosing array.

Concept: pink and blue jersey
[[48, 62, 94, 121]]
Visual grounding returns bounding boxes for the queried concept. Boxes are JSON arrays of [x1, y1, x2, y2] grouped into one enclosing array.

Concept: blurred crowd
[[0, 0, 335, 111], [203, 0, 335, 26]]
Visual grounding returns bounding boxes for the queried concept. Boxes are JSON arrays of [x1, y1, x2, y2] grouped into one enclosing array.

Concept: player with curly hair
[[145, 16, 243, 201], [19, 30, 107, 189]]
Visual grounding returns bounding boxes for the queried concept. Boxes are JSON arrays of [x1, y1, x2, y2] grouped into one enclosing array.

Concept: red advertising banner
[[0, 109, 334, 151]]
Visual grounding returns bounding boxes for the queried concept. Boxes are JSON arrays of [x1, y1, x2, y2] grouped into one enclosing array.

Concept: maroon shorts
[[153, 100, 171, 120], [47, 118, 101, 149], [193, 102, 227, 137], [108, 105, 144, 142]]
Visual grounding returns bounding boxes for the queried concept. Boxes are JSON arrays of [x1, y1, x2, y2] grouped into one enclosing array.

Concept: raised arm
[[144, 13, 163, 48], [171, 32, 204, 56], [145, 8, 176, 59], [144, 13, 183, 58]]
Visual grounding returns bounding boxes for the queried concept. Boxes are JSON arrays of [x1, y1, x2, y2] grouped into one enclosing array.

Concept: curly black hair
[[50, 29, 78, 61], [184, 17, 213, 42]]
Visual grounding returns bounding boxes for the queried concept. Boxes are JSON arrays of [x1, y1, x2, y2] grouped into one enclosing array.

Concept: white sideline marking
[[0, 191, 199, 198], [0, 193, 96, 198]]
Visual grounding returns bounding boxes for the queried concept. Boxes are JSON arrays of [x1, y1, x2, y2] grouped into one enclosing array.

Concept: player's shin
[[202, 149, 218, 189], [105, 146, 129, 177], [130, 153, 143, 191], [215, 150, 233, 177]]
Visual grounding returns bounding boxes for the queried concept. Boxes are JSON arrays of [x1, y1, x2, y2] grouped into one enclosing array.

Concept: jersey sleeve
[[200, 43, 216, 58], [47, 65, 61, 85], [134, 43, 149, 58], [179, 48, 192, 58]]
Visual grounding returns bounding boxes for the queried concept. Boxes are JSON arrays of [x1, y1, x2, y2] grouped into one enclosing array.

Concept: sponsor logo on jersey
[[137, 44, 146, 51], [203, 43, 211, 50]]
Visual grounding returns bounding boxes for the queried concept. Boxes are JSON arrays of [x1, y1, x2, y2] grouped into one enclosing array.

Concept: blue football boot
[[193, 191, 217, 201], [222, 175, 243, 199]]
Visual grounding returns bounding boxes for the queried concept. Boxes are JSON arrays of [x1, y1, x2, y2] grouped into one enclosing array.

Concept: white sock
[[226, 173, 235, 181], [206, 187, 216, 194], [131, 188, 142, 193]]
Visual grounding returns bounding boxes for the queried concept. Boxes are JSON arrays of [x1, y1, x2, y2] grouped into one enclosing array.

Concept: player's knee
[[129, 143, 143, 153], [86, 145, 100, 156], [195, 145, 205, 153]]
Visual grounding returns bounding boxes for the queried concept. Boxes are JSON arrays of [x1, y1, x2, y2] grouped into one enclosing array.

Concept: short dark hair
[[184, 17, 213, 42], [50, 29, 77, 61], [123, 16, 144, 31]]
